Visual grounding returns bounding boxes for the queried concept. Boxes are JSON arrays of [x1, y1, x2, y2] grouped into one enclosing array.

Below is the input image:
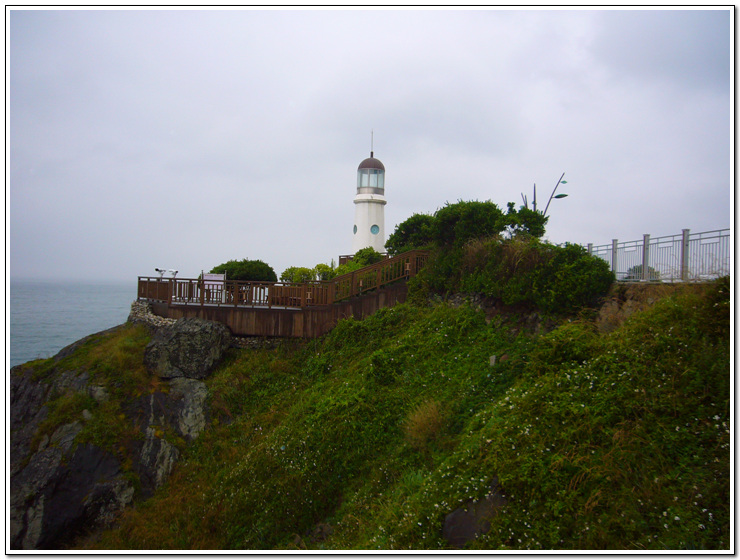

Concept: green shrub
[[280, 266, 315, 283], [334, 248, 385, 277], [529, 321, 600, 368], [210, 259, 277, 282], [314, 263, 336, 281], [368, 349, 400, 386], [457, 238, 614, 314], [353, 247, 384, 266], [433, 200, 507, 247], [698, 276, 730, 341], [403, 400, 446, 451], [503, 202, 549, 238], [385, 213, 435, 255], [625, 264, 661, 281]]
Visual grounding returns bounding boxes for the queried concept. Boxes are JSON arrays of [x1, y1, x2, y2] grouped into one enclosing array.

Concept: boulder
[[443, 477, 508, 548], [143, 317, 232, 379]]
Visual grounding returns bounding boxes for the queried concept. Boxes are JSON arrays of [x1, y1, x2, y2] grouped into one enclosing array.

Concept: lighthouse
[[352, 151, 387, 254]]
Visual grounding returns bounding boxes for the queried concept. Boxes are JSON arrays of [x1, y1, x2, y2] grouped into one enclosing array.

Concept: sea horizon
[[9, 278, 139, 368]]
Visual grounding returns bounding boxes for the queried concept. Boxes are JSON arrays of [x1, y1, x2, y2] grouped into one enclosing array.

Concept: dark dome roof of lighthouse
[[358, 155, 385, 172]]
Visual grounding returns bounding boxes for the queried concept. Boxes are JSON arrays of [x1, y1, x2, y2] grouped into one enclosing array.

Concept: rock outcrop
[[442, 477, 508, 548], [143, 317, 232, 379], [9, 356, 141, 550], [9, 315, 223, 550]]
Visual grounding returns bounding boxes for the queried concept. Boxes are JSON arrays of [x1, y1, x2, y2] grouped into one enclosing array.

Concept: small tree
[[433, 200, 507, 247], [353, 247, 384, 267], [210, 259, 277, 282], [385, 213, 435, 256], [504, 203, 548, 238], [334, 260, 364, 277], [280, 266, 316, 283], [625, 264, 661, 281], [333, 247, 383, 277], [314, 263, 336, 281]]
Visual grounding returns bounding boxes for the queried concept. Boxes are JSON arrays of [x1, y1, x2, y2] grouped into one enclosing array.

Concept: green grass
[[74, 280, 729, 551]]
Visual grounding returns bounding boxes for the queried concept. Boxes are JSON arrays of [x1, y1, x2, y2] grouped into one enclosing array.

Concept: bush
[[314, 263, 336, 281], [210, 259, 277, 282], [624, 264, 661, 281], [503, 203, 548, 238], [403, 400, 446, 451], [334, 260, 364, 277], [385, 200, 549, 259], [280, 266, 315, 283], [335, 247, 385, 277], [542, 243, 615, 313], [433, 200, 506, 247], [529, 321, 600, 368], [385, 213, 435, 255], [454, 237, 615, 314], [353, 247, 384, 266]]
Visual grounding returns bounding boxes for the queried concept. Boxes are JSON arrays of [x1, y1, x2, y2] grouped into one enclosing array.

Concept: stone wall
[[129, 300, 280, 350], [128, 300, 176, 329]]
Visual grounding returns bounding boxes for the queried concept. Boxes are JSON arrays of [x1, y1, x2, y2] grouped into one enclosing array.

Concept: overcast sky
[[8, 7, 732, 282]]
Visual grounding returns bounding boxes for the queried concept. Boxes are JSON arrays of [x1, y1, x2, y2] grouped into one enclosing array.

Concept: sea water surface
[[9, 280, 138, 368]]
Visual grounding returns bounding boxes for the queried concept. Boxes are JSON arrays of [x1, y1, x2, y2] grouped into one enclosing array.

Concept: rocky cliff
[[9, 306, 232, 550]]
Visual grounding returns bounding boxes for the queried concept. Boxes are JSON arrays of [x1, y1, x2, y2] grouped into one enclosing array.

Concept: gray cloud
[[9, 8, 731, 282], [591, 10, 730, 92]]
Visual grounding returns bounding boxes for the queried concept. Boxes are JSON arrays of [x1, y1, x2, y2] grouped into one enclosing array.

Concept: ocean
[[9, 280, 138, 368]]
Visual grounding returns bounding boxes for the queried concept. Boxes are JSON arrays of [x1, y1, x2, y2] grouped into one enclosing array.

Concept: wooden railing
[[331, 250, 429, 302], [137, 250, 430, 310]]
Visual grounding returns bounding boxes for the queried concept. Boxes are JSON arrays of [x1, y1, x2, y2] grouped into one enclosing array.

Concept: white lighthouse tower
[[352, 151, 387, 254]]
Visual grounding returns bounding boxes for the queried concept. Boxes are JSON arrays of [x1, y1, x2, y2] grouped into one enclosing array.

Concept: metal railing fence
[[588, 228, 731, 282]]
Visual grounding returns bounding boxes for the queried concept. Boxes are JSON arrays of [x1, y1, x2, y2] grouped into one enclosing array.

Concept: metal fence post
[[611, 239, 619, 275], [681, 228, 690, 282], [642, 234, 651, 281], [587, 243, 593, 255]]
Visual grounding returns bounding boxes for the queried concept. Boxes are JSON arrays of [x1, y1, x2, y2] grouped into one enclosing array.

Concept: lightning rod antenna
[[371, 129, 374, 157]]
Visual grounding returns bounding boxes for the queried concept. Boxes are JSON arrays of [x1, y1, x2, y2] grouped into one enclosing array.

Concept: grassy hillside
[[77, 276, 730, 551]]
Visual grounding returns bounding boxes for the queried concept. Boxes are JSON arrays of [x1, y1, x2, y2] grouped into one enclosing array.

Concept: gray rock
[[10, 322, 214, 550], [443, 477, 508, 548], [36, 443, 133, 549], [139, 427, 180, 490], [9, 367, 51, 477], [89, 385, 109, 403], [168, 378, 209, 440], [143, 317, 232, 379], [10, 429, 132, 550], [123, 378, 208, 499]]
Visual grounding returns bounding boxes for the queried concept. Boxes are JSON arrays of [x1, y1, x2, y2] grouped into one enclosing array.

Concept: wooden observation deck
[[137, 250, 429, 339]]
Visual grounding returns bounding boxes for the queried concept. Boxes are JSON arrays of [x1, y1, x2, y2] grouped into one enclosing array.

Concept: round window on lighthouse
[[353, 225, 358, 234], [371, 225, 380, 235]]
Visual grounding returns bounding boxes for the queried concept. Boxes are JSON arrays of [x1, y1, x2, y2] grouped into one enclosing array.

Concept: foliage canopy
[[210, 259, 277, 282], [334, 247, 385, 277], [385, 200, 550, 256]]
